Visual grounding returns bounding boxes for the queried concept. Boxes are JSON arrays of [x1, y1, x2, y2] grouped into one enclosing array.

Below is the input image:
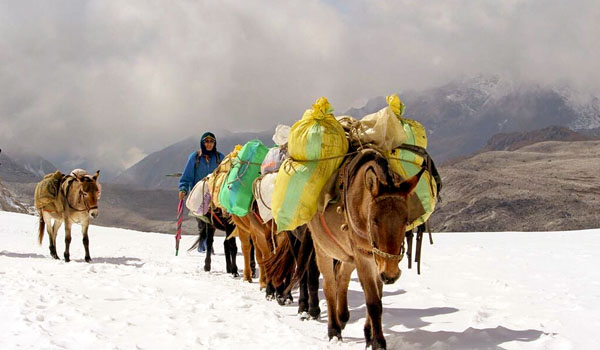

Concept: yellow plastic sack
[[272, 97, 348, 232], [385, 94, 437, 231], [207, 145, 242, 209]]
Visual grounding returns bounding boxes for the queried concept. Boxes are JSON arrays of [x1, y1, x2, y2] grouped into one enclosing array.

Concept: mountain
[[0, 178, 30, 213], [429, 140, 600, 232], [113, 129, 274, 189], [344, 75, 600, 164], [480, 125, 592, 152], [0, 149, 58, 183]]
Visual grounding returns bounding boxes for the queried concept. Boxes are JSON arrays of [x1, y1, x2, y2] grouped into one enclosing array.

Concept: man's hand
[[178, 191, 186, 201]]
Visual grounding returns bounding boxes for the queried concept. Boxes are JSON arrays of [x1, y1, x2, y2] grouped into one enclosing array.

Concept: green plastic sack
[[219, 139, 269, 216]]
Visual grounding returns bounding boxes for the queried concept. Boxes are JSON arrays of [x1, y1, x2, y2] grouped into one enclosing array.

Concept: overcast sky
[[1, 0, 599, 175]]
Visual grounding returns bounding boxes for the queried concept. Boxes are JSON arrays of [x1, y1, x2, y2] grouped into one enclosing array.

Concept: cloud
[[1, 0, 598, 176]]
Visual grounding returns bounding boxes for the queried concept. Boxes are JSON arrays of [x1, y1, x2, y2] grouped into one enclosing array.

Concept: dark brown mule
[[263, 225, 321, 318], [308, 149, 423, 349], [36, 170, 101, 263], [232, 205, 288, 297]]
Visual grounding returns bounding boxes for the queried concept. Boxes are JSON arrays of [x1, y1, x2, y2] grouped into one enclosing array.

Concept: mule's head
[[77, 170, 101, 218], [349, 156, 422, 284]]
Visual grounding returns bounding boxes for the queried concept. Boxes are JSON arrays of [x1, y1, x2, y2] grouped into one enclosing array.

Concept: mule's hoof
[[204, 265, 211, 272], [64, 257, 70, 262], [232, 272, 240, 278], [85, 257, 92, 263], [369, 338, 386, 350], [252, 270, 258, 278], [309, 308, 321, 320], [328, 328, 342, 341]]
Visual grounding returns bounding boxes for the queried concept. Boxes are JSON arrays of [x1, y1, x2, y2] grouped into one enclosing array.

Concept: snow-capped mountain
[[0, 150, 57, 183], [0, 179, 29, 213], [344, 75, 600, 163]]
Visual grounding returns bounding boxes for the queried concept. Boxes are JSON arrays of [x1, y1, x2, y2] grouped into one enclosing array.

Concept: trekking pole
[[175, 199, 184, 256]]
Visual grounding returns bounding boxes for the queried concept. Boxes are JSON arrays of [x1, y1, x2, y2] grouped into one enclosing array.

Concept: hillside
[[0, 179, 29, 213], [6, 139, 599, 234], [430, 140, 600, 232]]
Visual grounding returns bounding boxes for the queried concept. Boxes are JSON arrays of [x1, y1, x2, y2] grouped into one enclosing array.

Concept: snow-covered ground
[[1, 211, 599, 349]]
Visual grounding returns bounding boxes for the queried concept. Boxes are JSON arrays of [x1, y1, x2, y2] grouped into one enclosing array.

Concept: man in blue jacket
[[178, 132, 224, 260]]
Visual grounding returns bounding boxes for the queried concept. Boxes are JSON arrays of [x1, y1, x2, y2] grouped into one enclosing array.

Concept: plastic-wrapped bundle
[[219, 139, 269, 216], [254, 173, 277, 222], [272, 97, 348, 231], [186, 177, 211, 216]]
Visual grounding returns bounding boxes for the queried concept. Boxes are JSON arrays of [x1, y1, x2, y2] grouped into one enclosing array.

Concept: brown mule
[[36, 170, 101, 263], [308, 149, 423, 349], [231, 206, 286, 291]]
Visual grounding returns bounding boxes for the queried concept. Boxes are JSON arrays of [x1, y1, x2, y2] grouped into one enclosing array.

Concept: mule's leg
[[82, 221, 92, 263], [298, 271, 309, 315], [63, 219, 73, 262], [314, 245, 342, 341], [204, 225, 215, 272], [49, 218, 62, 260], [355, 259, 386, 350], [224, 238, 232, 273], [335, 261, 354, 329], [238, 230, 253, 283], [225, 236, 239, 277], [250, 238, 257, 278], [307, 243, 321, 320], [275, 278, 293, 305]]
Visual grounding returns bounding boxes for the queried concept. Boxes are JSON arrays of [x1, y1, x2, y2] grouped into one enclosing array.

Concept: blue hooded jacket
[[178, 132, 224, 194]]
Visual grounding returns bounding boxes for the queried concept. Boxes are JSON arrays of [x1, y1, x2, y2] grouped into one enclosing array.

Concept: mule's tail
[[286, 228, 315, 295], [263, 232, 299, 287], [188, 235, 201, 252], [38, 213, 45, 245]]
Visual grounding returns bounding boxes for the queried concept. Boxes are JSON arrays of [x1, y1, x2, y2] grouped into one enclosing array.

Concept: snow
[[1, 211, 599, 349]]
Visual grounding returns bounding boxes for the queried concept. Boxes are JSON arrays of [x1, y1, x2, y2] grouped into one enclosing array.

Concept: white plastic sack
[[272, 124, 291, 146], [186, 177, 211, 216], [254, 173, 277, 222], [337, 106, 407, 152], [261, 147, 287, 174]]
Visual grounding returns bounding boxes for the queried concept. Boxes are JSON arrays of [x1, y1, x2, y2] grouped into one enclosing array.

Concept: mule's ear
[[93, 170, 100, 181], [398, 167, 425, 196], [365, 167, 379, 197]]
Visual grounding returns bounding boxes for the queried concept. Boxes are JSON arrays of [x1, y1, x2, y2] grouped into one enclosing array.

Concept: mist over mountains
[[345, 75, 600, 164], [4, 75, 599, 185]]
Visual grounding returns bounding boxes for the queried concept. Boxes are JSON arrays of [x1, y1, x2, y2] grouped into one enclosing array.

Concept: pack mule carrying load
[[272, 97, 349, 232], [34, 170, 65, 211], [338, 94, 440, 231]]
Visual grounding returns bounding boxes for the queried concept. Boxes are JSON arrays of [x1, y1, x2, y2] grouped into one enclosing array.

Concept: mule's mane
[[345, 149, 398, 191]]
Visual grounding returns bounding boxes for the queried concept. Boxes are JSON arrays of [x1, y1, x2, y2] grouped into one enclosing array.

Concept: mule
[[36, 170, 101, 263], [308, 149, 424, 349], [188, 207, 243, 277], [232, 207, 289, 300], [263, 225, 321, 318]]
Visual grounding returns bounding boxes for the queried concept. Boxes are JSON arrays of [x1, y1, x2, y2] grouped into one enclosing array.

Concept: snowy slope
[[1, 211, 599, 349]]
